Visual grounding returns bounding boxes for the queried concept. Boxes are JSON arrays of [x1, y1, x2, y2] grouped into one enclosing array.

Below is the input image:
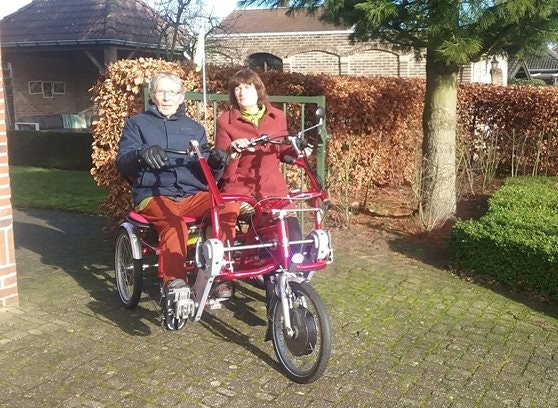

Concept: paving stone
[[2, 208, 558, 407]]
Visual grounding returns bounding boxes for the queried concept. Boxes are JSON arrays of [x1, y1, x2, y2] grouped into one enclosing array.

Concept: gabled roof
[[523, 48, 558, 72], [0, 0, 165, 48], [216, 7, 350, 35]]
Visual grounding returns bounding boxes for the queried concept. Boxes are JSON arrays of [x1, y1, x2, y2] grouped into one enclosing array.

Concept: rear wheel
[[269, 281, 331, 383], [114, 227, 143, 308]]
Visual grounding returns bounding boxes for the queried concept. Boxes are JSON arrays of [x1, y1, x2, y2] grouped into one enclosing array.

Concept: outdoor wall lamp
[[490, 56, 499, 71]]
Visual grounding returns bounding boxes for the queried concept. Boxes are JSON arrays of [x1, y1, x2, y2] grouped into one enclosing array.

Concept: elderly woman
[[216, 68, 291, 200], [215, 68, 304, 299]]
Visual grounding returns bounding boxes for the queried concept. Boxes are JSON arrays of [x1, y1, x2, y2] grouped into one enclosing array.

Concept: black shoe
[[162, 279, 187, 331], [211, 281, 234, 299]]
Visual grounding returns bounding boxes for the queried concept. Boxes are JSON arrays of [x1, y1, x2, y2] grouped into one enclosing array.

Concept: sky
[[0, 0, 238, 20]]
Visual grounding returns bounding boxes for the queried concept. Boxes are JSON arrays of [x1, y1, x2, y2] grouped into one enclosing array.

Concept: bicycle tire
[[269, 280, 332, 383], [114, 227, 143, 308]]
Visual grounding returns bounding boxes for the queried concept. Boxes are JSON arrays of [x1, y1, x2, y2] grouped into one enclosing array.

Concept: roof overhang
[[0, 38, 176, 50], [211, 29, 353, 38]]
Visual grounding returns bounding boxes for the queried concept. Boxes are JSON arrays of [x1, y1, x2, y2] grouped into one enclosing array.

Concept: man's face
[[151, 77, 184, 117]]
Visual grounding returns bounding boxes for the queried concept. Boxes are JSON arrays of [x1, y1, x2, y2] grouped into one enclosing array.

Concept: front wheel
[[114, 227, 143, 308], [269, 281, 331, 383]]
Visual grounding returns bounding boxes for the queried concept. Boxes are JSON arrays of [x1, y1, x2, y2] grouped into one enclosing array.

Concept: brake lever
[[249, 134, 269, 146], [166, 143, 212, 156], [165, 148, 190, 155]]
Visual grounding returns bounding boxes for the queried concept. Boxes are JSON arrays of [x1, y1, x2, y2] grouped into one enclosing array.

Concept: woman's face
[[234, 82, 259, 111]]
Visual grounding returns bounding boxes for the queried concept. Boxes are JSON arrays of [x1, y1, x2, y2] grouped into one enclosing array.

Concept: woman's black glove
[[138, 145, 168, 169], [207, 148, 230, 170]]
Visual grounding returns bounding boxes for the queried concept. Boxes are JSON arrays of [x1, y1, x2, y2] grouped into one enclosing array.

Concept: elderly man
[[116, 72, 230, 329]]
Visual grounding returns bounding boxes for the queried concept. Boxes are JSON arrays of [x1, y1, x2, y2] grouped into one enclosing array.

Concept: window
[[28, 81, 42, 94], [42, 81, 53, 98], [53, 81, 65, 94], [247, 53, 283, 71]]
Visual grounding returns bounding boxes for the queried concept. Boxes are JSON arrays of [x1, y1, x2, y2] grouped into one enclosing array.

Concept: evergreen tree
[[239, 0, 558, 229]]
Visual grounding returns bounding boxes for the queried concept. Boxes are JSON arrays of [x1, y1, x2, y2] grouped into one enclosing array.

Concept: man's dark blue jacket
[[116, 103, 223, 206]]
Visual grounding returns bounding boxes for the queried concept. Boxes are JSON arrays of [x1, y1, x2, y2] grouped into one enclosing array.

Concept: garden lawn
[[9, 166, 106, 215]]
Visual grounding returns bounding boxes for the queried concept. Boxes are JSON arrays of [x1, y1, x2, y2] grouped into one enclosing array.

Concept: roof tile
[[1, 0, 163, 47], [524, 49, 558, 71], [219, 7, 349, 34]]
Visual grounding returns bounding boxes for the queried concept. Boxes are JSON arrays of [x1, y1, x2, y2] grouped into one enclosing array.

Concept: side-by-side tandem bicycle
[[114, 108, 333, 383]]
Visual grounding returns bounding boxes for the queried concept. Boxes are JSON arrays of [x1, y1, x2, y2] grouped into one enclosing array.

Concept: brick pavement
[[1, 208, 558, 407]]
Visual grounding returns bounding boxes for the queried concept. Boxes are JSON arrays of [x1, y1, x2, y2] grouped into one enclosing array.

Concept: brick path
[[1, 208, 557, 407]]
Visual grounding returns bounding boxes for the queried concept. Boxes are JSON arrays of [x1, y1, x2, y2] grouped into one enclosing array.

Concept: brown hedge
[[457, 83, 558, 175], [90, 58, 558, 229]]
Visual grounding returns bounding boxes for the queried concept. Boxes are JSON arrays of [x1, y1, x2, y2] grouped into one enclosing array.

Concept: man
[[116, 72, 230, 328]]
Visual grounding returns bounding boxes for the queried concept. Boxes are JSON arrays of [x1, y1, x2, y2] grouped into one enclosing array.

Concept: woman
[[215, 68, 305, 300], [216, 68, 295, 246]]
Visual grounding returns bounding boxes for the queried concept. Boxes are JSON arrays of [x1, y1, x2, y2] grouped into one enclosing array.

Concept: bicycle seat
[[127, 211, 196, 226]]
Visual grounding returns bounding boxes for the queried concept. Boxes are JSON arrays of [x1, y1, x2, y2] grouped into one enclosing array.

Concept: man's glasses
[[154, 90, 182, 98]]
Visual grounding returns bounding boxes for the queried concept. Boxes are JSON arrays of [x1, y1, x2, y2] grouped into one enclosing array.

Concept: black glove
[[138, 145, 168, 170], [207, 148, 230, 170]]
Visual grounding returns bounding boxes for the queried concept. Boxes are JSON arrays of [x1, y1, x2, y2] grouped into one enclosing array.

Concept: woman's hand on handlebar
[[230, 138, 256, 159], [302, 145, 313, 157]]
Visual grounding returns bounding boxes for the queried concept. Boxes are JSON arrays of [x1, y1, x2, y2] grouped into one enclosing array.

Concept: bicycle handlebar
[[165, 143, 212, 156], [247, 133, 313, 152]]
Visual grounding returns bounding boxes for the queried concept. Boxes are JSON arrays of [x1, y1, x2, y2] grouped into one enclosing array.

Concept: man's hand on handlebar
[[207, 148, 230, 170], [138, 145, 168, 169]]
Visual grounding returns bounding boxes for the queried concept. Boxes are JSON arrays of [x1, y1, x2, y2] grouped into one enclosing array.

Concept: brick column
[[339, 56, 350, 75], [491, 68, 503, 85], [398, 54, 410, 78], [0, 50, 18, 307], [283, 56, 293, 73]]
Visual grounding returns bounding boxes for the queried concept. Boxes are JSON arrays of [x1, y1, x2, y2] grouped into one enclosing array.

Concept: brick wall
[[209, 32, 502, 85], [5, 52, 97, 121], [0, 49, 18, 307], [210, 32, 428, 78]]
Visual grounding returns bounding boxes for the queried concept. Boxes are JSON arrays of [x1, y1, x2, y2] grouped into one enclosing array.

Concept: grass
[[9, 166, 106, 215]]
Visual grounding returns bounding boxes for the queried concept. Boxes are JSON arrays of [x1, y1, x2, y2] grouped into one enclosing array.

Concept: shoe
[[162, 279, 187, 331], [211, 281, 234, 299]]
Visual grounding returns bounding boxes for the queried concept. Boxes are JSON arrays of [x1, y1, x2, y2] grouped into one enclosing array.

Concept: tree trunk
[[420, 49, 459, 230]]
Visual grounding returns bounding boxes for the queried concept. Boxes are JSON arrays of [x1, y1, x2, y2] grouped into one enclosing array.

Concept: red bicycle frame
[[190, 140, 332, 283]]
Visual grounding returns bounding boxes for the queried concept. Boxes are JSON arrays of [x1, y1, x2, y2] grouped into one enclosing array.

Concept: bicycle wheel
[[269, 280, 332, 383], [114, 227, 143, 308]]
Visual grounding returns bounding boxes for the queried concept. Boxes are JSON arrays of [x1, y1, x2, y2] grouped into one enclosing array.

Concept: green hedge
[[7, 130, 93, 170], [450, 176, 558, 298]]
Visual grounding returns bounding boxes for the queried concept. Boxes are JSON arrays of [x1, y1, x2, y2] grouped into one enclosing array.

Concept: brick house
[[0, 0, 169, 130], [0, 49, 17, 307], [0, 0, 170, 307], [210, 7, 506, 85]]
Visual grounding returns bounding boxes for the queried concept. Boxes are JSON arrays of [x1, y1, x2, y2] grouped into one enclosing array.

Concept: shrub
[[508, 78, 548, 87], [91, 58, 558, 229], [450, 176, 558, 299], [90, 59, 424, 228], [7, 130, 92, 170]]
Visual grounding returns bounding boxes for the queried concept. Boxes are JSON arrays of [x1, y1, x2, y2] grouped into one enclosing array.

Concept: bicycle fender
[[120, 222, 143, 260]]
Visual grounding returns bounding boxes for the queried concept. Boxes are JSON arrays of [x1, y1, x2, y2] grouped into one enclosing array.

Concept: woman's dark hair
[[228, 68, 269, 109]]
